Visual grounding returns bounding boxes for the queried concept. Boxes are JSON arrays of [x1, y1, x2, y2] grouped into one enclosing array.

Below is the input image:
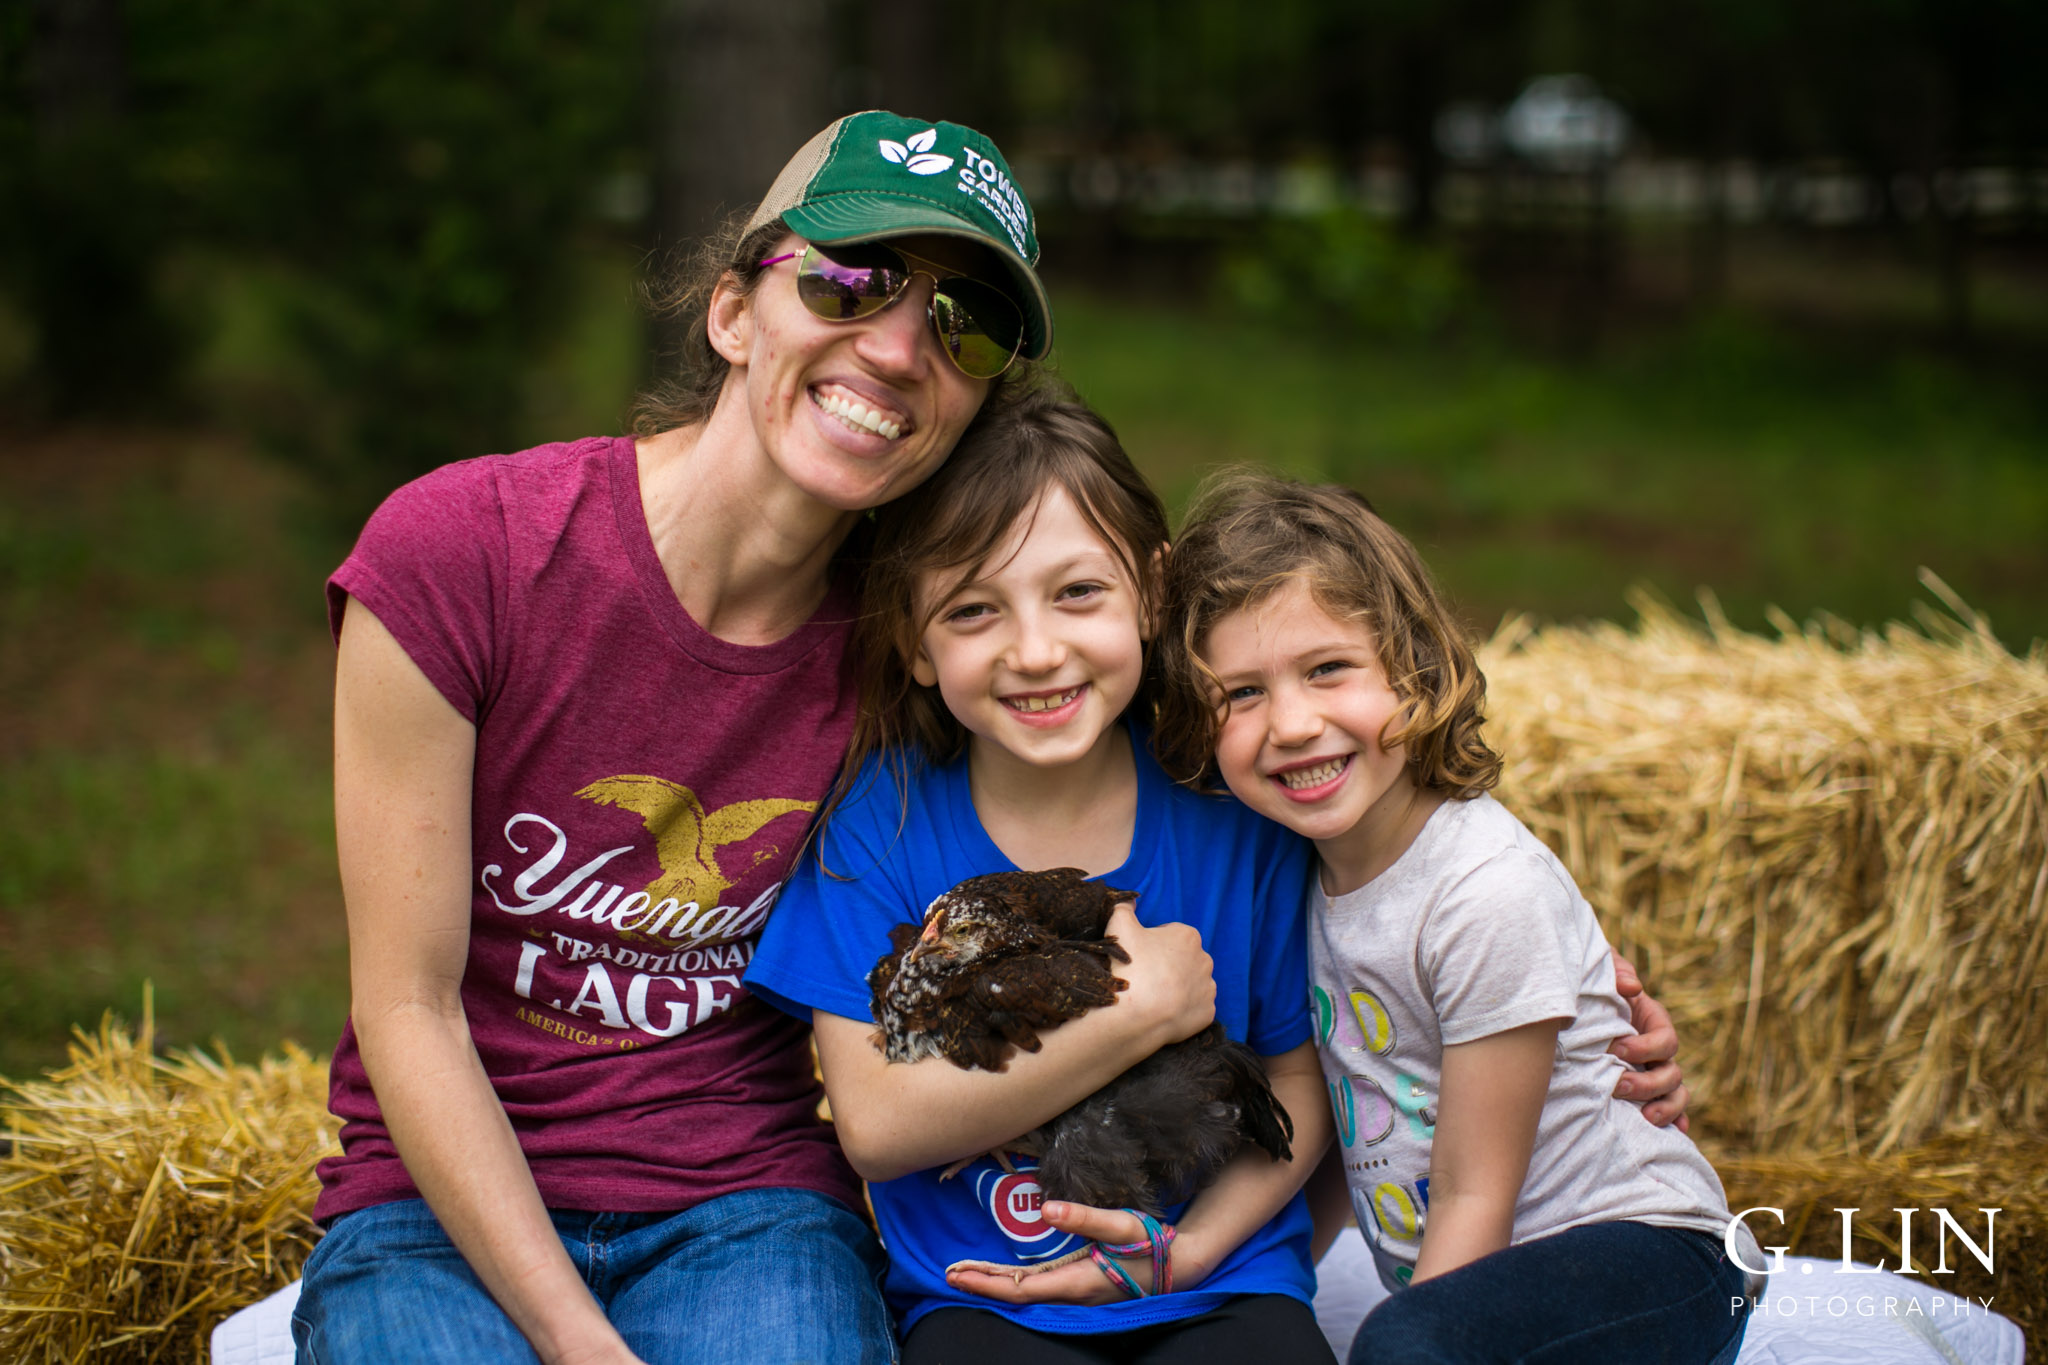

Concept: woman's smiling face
[[910, 482, 1152, 773], [719, 233, 999, 514]]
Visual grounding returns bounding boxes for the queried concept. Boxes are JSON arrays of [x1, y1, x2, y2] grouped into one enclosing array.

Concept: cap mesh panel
[[745, 118, 846, 234]]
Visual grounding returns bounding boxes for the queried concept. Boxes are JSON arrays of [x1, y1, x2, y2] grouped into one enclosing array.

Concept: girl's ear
[[910, 644, 939, 689], [706, 273, 754, 366]]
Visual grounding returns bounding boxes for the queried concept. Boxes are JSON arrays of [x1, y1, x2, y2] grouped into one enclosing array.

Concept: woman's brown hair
[[834, 378, 1170, 807], [1155, 468, 1501, 798], [632, 208, 789, 434]]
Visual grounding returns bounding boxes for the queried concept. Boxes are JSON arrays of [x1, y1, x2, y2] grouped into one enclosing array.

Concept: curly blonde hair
[[1155, 468, 1501, 799]]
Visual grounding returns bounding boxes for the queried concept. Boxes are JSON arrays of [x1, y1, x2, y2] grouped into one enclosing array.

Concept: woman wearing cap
[[294, 111, 1237, 1365], [294, 110, 1687, 1365]]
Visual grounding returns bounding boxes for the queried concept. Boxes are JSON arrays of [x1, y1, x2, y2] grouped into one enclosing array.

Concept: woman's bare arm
[[335, 599, 641, 1365]]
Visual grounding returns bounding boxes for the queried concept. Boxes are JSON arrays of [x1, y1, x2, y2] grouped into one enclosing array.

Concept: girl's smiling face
[[911, 482, 1152, 772], [1200, 577, 1419, 879]]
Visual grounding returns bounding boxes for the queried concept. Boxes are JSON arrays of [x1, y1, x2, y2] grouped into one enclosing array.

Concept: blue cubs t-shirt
[[746, 726, 1317, 1336]]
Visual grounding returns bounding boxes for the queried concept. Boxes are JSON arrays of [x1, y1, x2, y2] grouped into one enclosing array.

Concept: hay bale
[[0, 1002, 337, 1364], [1482, 583, 2048, 1156]]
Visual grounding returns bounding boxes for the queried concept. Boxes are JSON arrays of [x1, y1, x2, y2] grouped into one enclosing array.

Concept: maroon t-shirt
[[315, 435, 863, 1220]]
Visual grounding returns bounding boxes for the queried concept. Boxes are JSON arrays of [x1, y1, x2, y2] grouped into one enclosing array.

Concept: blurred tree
[[860, 0, 951, 123], [646, 0, 830, 373], [3, 0, 2042, 469], [2, 0, 184, 417], [171, 1, 642, 507], [2, 0, 641, 507]]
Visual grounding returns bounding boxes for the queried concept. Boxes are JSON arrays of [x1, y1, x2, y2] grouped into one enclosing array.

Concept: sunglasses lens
[[791, 242, 1024, 378], [931, 278, 1024, 379], [795, 244, 910, 320]]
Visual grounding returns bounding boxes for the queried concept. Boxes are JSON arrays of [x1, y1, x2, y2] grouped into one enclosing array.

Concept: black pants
[[903, 1294, 1337, 1365]]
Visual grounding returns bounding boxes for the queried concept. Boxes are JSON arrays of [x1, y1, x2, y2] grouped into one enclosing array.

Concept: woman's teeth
[[1006, 688, 1081, 713], [815, 390, 903, 440], [1280, 758, 1346, 790]]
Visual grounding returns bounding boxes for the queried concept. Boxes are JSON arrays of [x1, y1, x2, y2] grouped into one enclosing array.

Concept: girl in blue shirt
[[748, 383, 1336, 1363]]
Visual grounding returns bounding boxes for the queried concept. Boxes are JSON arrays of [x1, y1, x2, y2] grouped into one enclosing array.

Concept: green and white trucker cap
[[747, 110, 1052, 360]]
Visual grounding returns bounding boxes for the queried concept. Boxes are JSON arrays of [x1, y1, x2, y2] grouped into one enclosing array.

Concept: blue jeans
[[291, 1188, 895, 1365], [1348, 1223, 1752, 1365]]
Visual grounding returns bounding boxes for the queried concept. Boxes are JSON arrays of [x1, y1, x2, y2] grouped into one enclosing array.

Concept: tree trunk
[[1391, 31, 1446, 240], [24, 0, 178, 416], [864, 0, 950, 122], [646, 0, 834, 366]]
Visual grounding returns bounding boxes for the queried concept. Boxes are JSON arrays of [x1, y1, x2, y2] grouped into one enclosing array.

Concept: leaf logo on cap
[[878, 127, 954, 176]]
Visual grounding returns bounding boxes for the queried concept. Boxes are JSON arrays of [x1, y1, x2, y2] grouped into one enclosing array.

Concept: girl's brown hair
[[839, 379, 1170, 792], [1155, 468, 1501, 799]]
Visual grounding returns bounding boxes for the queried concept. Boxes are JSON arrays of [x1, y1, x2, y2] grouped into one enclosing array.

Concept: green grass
[[0, 436, 349, 1077], [1048, 295, 2048, 648], [0, 737, 344, 1076]]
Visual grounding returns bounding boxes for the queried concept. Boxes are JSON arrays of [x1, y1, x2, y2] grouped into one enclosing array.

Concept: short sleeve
[[746, 760, 924, 1025], [1421, 851, 1580, 1046], [1244, 830, 1316, 1056], [327, 459, 509, 723]]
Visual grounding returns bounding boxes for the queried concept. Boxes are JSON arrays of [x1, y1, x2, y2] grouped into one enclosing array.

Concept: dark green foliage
[[156, 1, 642, 512], [1220, 207, 1475, 340], [2, 1, 641, 512], [0, 0, 188, 415]]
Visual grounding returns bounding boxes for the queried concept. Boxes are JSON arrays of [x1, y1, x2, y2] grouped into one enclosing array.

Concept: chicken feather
[[868, 867, 1293, 1217]]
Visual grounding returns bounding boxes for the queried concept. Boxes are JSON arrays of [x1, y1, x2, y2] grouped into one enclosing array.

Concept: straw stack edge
[[1482, 583, 2048, 1157]]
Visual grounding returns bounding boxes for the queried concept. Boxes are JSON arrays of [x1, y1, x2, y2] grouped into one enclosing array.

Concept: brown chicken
[[867, 867, 1294, 1217]]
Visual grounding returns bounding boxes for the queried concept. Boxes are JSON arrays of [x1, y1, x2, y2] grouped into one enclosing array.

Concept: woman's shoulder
[[360, 436, 621, 534]]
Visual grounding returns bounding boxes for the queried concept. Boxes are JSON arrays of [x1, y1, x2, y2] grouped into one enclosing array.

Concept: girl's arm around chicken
[[813, 904, 1220, 1181], [948, 1041, 1331, 1305]]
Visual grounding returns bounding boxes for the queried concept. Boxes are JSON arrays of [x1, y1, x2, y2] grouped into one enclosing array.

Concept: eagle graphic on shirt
[[575, 774, 815, 908]]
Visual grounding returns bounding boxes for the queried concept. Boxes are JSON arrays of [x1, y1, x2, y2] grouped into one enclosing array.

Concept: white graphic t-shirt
[[1310, 793, 1757, 1292]]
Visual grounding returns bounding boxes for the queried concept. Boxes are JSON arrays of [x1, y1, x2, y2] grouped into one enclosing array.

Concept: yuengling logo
[[879, 127, 953, 176]]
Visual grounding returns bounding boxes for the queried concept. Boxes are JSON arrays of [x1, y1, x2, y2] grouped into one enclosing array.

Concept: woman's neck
[[635, 414, 860, 645], [968, 723, 1140, 878]]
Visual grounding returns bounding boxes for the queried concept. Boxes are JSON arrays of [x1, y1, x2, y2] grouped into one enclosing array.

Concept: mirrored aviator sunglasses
[[759, 242, 1026, 380]]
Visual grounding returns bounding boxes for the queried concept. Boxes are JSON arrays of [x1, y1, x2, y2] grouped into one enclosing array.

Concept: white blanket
[[1311, 1227, 2026, 1364], [214, 1240, 2027, 1364]]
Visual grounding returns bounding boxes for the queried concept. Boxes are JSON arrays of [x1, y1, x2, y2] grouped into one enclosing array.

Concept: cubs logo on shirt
[[972, 1160, 1082, 1262]]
